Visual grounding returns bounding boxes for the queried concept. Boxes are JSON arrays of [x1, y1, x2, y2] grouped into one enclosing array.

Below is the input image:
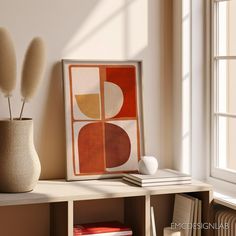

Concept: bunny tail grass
[[19, 99, 26, 120], [7, 97, 13, 120], [0, 27, 17, 97], [21, 37, 46, 101], [20, 37, 46, 119]]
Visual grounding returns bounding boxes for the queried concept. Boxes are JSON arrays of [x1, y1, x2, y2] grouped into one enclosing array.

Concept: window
[[211, 0, 236, 183]]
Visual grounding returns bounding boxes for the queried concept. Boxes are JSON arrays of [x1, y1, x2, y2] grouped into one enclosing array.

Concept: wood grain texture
[[0, 203, 50, 236], [151, 194, 175, 236], [0, 179, 213, 236], [74, 198, 124, 224], [124, 196, 147, 236], [0, 179, 212, 207], [50, 202, 68, 236]]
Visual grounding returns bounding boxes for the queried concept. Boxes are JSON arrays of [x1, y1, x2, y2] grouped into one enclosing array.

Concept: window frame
[[210, 0, 236, 184]]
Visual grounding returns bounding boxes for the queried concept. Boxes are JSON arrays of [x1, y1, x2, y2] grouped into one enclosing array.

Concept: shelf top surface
[[0, 179, 212, 206]]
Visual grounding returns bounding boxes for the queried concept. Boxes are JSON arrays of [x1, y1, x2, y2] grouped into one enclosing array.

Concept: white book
[[197, 200, 202, 236], [123, 169, 191, 184], [173, 194, 195, 236], [181, 195, 199, 236], [151, 206, 157, 236], [164, 227, 183, 236], [192, 198, 199, 236], [123, 177, 191, 187]]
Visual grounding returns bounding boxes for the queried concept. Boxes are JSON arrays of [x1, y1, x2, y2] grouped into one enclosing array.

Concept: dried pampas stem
[[0, 27, 17, 120], [7, 97, 13, 120], [19, 37, 46, 119], [19, 100, 25, 120]]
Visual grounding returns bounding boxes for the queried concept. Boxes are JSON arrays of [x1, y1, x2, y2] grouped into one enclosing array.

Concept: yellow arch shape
[[75, 94, 101, 119]]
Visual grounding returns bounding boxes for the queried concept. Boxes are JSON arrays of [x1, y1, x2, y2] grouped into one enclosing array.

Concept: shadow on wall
[[28, 1, 100, 180], [0, 0, 101, 180], [37, 62, 66, 179], [5, 0, 172, 179], [62, 0, 136, 58], [35, 0, 173, 179], [35, 0, 151, 180]]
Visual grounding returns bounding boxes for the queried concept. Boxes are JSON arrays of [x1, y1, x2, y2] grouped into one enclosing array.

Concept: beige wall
[[0, 0, 173, 178], [173, 0, 207, 179], [0, 1, 173, 235], [191, 0, 207, 179], [160, 0, 173, 169]]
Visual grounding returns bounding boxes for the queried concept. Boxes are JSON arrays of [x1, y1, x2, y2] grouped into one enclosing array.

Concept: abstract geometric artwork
[[62, 60, 143, 180]]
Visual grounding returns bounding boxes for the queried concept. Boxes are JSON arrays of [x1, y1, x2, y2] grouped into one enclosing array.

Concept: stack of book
[[74, 221, 133, 236], [123, 169, 191, 187], [171, 194, 202, 236]]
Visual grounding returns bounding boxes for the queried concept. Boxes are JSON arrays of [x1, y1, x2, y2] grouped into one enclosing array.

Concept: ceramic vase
[[138, 156, 158, 175], [0, 119, 41, 193]]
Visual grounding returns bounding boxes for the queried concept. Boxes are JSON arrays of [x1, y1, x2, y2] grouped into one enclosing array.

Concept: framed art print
[[62, 60, 143, 180]]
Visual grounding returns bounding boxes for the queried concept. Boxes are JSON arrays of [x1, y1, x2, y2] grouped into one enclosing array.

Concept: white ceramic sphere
[[138, 156, 158, 175]]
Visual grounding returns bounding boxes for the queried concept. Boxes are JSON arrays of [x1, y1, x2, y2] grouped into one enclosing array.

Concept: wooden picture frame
[[62, 60, 143, 180]]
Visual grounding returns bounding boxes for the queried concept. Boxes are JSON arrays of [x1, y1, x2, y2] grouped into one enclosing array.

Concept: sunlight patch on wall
[[181, 0, 191, 174], [62, 0, 148, 59], [123, 0, 148, 58]]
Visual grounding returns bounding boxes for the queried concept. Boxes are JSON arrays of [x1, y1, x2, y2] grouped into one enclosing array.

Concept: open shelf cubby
[[151, 191, 212, 236], [74, 196, 147, 236], [0, 179, 212, 236], [0, 203, 50, 236]]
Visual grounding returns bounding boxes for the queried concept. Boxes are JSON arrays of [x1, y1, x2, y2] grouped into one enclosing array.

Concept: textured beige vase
[[0, 119, 41, 193]]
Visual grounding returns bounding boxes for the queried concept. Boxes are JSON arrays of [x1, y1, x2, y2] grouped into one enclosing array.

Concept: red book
[[74, 221, 133, 236]]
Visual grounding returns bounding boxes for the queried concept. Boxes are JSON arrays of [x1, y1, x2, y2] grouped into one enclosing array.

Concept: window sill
[[213, 192, 236, 211], [207, 177, 236, 210]]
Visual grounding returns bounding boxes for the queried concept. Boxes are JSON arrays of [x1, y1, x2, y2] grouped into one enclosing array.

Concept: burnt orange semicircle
[[78, 122, 105, 173], [105, 123, 131, 169]]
